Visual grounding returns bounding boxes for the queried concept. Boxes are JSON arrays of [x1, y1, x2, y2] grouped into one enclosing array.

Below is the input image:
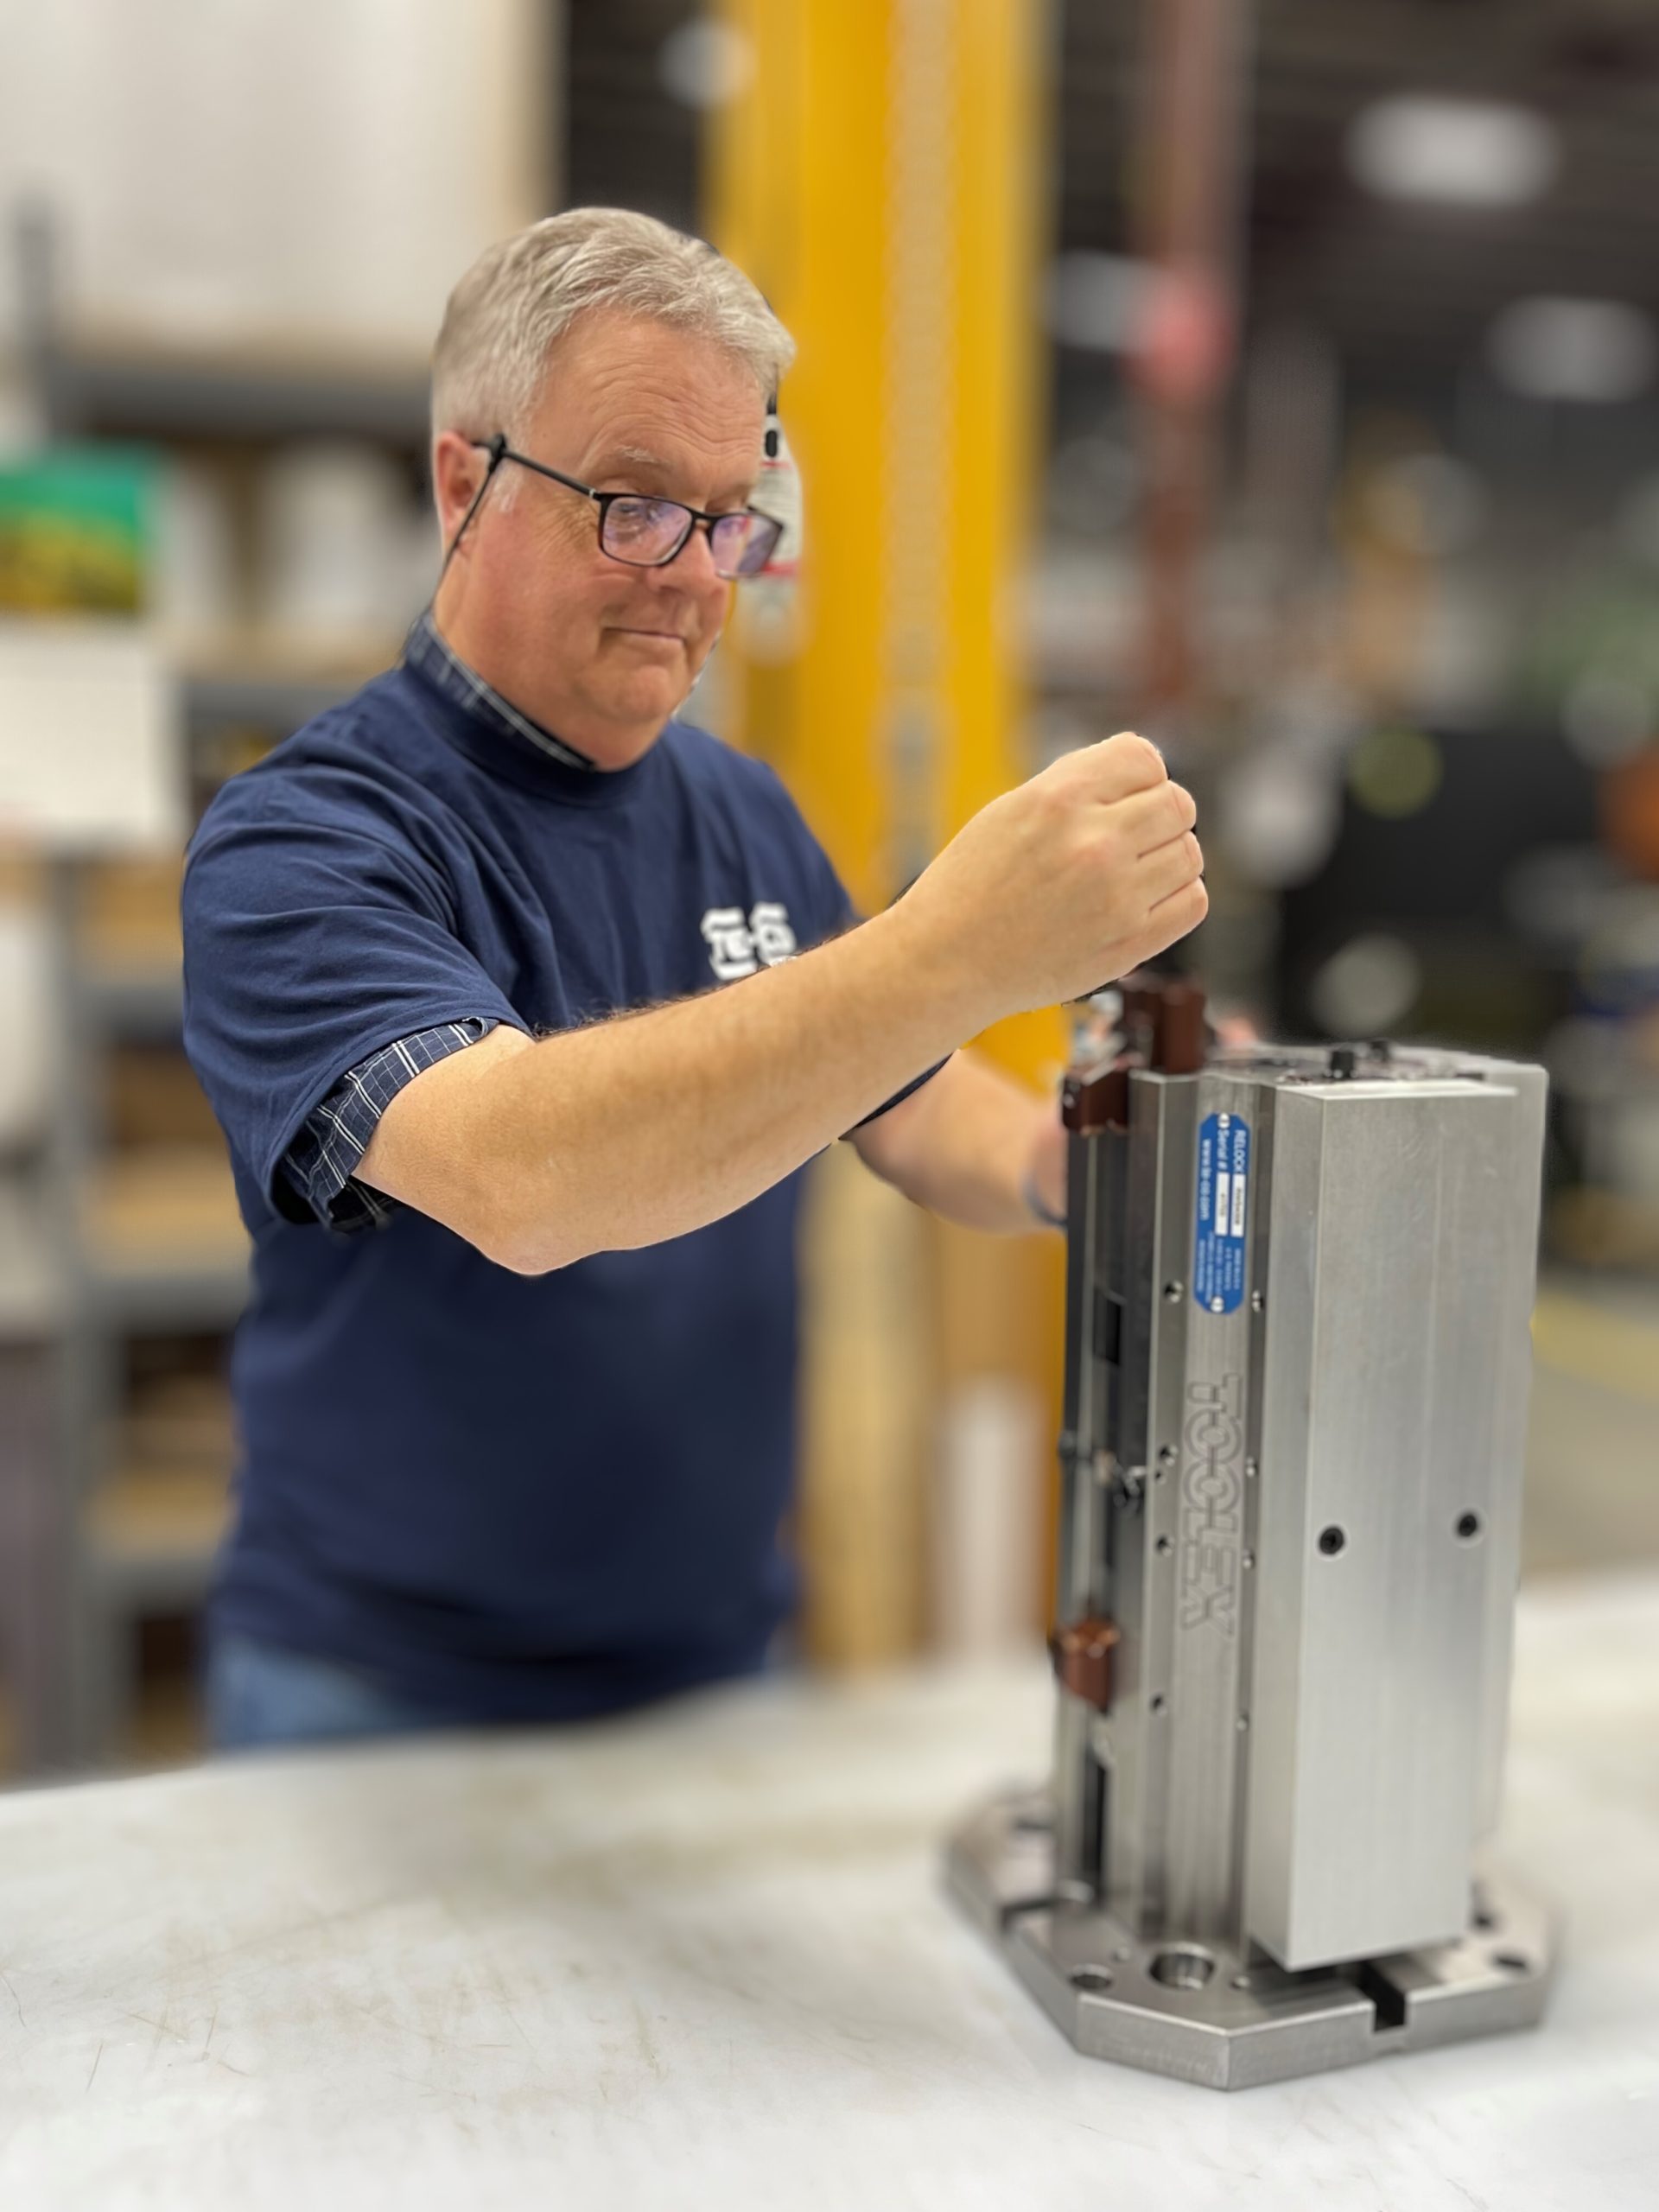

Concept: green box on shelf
[[0, 447, 158, 615]]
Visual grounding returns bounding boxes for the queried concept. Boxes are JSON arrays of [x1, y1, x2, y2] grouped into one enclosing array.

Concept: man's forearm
[[852, 1049, 1061, 1235], [365, 903, 990, 1273]]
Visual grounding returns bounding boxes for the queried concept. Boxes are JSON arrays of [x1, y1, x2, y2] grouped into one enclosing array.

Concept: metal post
[[1131, 0, 1252, 719]]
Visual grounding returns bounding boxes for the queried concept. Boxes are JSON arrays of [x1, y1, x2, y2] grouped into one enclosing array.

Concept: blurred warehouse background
[[0, 0, 1655, 1778]]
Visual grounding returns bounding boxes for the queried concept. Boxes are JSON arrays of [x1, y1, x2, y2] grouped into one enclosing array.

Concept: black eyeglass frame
[[447, 433, 784, 580]]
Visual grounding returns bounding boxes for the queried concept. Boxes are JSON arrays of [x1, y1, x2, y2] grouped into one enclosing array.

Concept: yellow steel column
[[710, 0, 892, 912], [709, 0, 1061, 1664], [710, 0, 1051, 976]]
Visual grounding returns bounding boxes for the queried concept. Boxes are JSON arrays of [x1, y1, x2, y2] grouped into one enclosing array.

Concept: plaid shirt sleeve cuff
[[280, 1017, 507, 1232]]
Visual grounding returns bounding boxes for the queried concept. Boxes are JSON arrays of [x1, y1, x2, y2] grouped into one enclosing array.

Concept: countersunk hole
[[1456, 1511, 1484, 1541], [1071, 1967, 1114, 1995], [1149, 1946, 1216, 1992], [1493, 1951, 1534, 1977], [1318, 1525, 1347, 1557]]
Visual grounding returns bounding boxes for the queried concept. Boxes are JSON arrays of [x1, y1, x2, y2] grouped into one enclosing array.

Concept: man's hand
[[888, 733, 1205, 1023]]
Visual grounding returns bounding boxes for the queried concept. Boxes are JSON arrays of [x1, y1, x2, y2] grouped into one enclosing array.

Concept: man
[[181, 209, 1205, 1749]]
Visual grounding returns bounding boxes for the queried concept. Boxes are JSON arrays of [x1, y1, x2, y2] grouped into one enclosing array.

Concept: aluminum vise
[[947, 975, 1556, 2089]]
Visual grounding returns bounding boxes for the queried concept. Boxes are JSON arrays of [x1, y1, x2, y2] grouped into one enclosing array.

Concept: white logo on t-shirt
[[701, 901, 798, 981]]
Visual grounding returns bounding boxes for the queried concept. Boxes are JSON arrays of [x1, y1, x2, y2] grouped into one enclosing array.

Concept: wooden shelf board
[[85, 1459, 230, 1572], [84, 1151, 248, 1266]]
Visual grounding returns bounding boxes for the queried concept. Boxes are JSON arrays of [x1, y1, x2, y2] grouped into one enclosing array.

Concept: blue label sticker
[[1193, 1110, 1250, 1315]]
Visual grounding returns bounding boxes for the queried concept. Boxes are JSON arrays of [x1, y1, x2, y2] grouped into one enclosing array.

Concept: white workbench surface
[[3, 1577, 1656, 2212]]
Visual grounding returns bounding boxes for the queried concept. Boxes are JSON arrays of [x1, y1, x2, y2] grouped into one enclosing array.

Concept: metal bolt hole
[[1071, 1967, 1114, 1995], [1456, 1511, 1483, 1541], [1319, 1525, 1347, 1557], [1149, 1946, 1216, 1992], [1494, 1951, 1533, 1977]]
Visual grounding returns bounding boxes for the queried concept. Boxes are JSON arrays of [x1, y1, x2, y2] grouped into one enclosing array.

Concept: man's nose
[[658, 519, 726, 588]]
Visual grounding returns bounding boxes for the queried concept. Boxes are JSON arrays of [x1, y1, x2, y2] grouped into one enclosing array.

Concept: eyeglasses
[[453, 434, 785, 580]]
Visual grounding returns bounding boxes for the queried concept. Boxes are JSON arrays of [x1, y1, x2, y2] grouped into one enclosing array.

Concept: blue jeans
[[206, 1632, 439, 1751]]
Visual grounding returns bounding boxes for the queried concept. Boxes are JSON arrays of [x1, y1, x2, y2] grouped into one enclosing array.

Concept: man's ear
[[432, 430, 485, 541], [434, 433, 510, 577]]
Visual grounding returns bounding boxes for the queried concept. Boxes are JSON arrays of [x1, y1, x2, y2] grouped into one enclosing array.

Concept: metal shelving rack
[[0, 242, 427, 1764], [39, 342, 431, 448], [45, 852, 248, 1757], [38, 672, 396, 1766], [0, 1171, 63, 1772]]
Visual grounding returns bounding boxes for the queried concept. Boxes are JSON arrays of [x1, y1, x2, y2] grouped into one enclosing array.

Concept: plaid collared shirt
[[279, 613, 575, 1230], [403, 607, 597, 772], [283, 1016, 503, 1230]]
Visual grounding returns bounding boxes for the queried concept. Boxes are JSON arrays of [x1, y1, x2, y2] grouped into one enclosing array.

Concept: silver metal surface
[[1052, 1125, 1109, 1891], [1158, 1068, 1253, 1948], [1246, 1065, 1547, 1969], [949, 1037, 1555, 2085], [947, 1791, 1557, 2093]]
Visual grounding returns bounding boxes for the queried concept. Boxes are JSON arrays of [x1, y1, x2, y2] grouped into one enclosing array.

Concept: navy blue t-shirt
[[181, 624, 919, 1721]]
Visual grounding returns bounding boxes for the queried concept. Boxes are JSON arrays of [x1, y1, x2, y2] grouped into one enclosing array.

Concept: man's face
[[436, 311, 767, 763]]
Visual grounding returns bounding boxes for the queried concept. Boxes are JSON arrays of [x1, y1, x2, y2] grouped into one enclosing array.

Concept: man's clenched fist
[[899, 733, 1206, 1025]]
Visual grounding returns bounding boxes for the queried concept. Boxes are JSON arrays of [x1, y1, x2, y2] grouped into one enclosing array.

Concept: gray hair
[[431, 207, 794, 443]]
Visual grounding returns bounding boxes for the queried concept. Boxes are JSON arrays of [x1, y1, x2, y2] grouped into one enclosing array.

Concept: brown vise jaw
[[1061, 972, 1208, 1135], [1050, 1616, 1121, 1709]]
